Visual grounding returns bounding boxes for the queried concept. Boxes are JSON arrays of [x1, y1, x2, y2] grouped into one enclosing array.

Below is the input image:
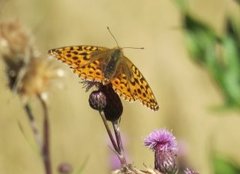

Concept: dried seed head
[[0, 19, 36, 63], [0, 19, 36, 90], [18, 57, 64, 102]]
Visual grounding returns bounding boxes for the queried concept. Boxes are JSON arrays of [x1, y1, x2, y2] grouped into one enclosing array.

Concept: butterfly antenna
[[107, 26, 120, 47], [122, 46, 144, 50], [107, 27, 144, 50]]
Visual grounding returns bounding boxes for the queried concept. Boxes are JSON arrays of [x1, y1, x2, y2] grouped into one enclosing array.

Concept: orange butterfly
[[48, 39, 159, 111]]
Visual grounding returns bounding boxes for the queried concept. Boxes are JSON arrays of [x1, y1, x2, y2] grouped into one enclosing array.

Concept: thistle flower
[[87, 82, 123, 122], [89, 90, 107, 111], [144, 129, 178, 174], [87, 81, 125, 166]]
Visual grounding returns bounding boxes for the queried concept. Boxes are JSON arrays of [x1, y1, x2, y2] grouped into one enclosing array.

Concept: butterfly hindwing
[[116, 56, 159, 111], [111, 72, 135, 102]]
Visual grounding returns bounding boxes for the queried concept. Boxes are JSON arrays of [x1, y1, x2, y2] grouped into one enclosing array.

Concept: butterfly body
[[48, 45, 159, 111], [102, 48, 123, 84]]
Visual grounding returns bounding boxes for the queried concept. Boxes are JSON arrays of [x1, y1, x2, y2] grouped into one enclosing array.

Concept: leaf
[[213, 154, 240, 174]]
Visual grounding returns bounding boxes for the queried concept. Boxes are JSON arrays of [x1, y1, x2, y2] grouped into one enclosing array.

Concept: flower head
[[0, 19, 36, 90], [89, 90, 107, 111], [0, 19, 34, 60], [0, 19, 64, 102], [144, 129, 178, 152], [18, 57, 64, 102], [144, 129, 178, 174], [85, 81, 123, 122]]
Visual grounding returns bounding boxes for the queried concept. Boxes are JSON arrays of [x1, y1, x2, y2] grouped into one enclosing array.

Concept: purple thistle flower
[[144, 129, 178, 152], [144, 129, 178, 174]]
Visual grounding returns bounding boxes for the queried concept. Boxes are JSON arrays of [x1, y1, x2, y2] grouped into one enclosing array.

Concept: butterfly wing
[[111, 56, 159, 111], [48, 45, 108, 82], [111, 72, 135, 102]]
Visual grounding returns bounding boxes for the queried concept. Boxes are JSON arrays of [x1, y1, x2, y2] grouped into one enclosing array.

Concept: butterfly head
[[111, 48, 123, 59]]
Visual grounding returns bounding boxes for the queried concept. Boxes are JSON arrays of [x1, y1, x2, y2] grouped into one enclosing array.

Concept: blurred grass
[[0, 0, 240, 174]]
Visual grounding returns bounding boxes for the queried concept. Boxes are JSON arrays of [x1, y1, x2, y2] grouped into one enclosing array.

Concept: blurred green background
[[0, 0, 240, 174]]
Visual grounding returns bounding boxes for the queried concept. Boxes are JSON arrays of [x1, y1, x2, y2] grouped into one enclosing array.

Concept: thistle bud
[[89, 90, 107, 111], [58, 162, 72, 174], [100, 84, 123, 122]]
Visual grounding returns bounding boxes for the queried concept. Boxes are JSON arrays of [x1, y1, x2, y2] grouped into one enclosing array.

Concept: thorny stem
[[38, 94, 52, 174], [112, 121, 121, 152], [99, 111, 118, 151], [112, 121, 127, 166], [23, 104, 42, 149], [99, 111, 127, 167]]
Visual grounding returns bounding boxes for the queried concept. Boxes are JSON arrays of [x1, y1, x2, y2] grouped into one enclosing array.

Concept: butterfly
[[48, 45, 159, 111]]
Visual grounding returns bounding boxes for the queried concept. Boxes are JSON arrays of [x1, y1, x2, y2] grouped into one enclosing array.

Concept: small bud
[[58, 162, 72, 174], [89, 90, 107, 111]]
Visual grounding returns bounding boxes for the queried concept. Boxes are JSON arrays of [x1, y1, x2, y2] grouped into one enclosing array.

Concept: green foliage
[[235, 0, 240, 5], [213, 154, 240, 174], [176, 0, 240, 108], [184, 14, 218, 65]]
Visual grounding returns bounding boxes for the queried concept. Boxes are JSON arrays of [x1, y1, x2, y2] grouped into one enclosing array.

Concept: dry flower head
[[0, 19, 64, 102], [18, 57, 64, 101]]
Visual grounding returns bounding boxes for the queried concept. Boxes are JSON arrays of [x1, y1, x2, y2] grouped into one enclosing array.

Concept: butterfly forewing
[[48, 46, 107, 82]]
